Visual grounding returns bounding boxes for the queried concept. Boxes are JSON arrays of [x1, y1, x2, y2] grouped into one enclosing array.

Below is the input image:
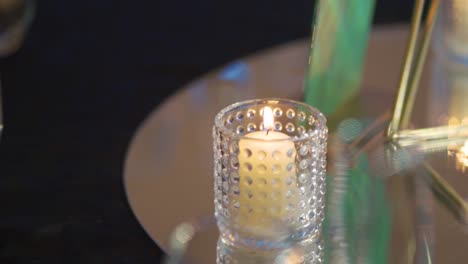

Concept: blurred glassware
[[432, 0, 468, 65], [305, 0, 375, 126], [426, 0, 468, 211], [430, 0, 468, 126], [0, 0, 34, 56], [0, 0, 34, 141], [163, 216, 216, 264]]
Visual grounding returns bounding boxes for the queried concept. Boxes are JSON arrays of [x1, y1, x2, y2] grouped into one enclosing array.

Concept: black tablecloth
[[0, 1, 411, 263]]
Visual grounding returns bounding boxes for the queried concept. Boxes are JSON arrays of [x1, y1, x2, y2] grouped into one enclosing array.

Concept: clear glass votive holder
[[213, 98, 328, 249]]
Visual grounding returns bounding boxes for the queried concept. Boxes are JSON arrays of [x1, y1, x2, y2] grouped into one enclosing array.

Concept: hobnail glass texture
[[213, 99, 328, 249]]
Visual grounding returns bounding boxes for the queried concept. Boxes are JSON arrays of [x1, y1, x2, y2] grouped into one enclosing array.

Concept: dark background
[[0, 1, 412, 263]]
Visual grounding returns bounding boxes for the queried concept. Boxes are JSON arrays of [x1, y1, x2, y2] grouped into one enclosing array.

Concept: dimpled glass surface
[[213, 99, 328, 250]]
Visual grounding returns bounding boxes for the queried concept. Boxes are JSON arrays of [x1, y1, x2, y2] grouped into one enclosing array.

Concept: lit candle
[[236, 106, 297, 237]]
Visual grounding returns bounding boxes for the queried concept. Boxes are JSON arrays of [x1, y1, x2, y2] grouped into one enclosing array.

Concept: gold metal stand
[[358, 0, 468, 223]]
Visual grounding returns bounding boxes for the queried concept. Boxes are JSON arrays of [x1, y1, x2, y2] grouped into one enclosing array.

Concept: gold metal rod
[[393, 124, 468, 141], [423, 162, 468, 223], [350, 112, 391, 151], [401, 0, 440, 128], [388, 0, 426, 136], [398, 137, 467, 152]]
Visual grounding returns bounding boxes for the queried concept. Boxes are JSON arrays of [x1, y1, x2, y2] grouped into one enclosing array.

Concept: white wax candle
[[235, 107, 297, 237]]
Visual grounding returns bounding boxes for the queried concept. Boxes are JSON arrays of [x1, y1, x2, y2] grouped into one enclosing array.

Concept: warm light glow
[[461, 142, 468, 154], [263, 106, 274, 130], [449, 117, 460, 126], [456, 141, 468, 172]]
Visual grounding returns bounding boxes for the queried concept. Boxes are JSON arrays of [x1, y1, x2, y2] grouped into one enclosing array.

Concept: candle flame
[[263, 106, 274, 130]]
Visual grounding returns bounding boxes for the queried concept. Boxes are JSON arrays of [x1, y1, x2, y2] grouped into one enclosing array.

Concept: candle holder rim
[[214, 98, 327, 143]]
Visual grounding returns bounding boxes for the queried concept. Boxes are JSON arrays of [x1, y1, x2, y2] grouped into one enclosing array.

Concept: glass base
[[218, 221, 321, 250], [217, 235, 324, 264]]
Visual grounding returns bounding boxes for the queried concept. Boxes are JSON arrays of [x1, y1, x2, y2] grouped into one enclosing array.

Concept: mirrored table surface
[[124, 25, 468, 263]]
